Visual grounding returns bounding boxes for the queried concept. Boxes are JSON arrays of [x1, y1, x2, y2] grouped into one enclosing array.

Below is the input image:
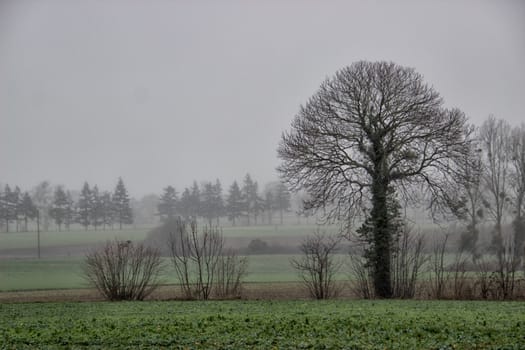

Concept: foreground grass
[[1, 300, 523, 349]]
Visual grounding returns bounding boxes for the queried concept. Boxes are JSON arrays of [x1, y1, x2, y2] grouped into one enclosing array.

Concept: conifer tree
[[91, 185, 104, 230], [112, 177, 133, 229], [158, 185, 178, 221], [77, 182, 92, 230], [50, 186, 69, 231], [20, 191, 38, 231], [227, 181, 243, 226]]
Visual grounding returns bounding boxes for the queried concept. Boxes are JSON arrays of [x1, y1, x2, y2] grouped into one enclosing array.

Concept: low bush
[[83, 240, 164, 301]]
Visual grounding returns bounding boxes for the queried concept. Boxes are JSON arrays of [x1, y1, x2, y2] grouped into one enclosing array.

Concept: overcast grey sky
[[1, 0, 524, 197]]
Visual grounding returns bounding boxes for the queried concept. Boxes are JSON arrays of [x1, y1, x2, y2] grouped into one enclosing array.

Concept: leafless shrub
[[451, 250, 470, 299], [168, 220, 223, 300], [348, 249, 374, 299], [429, 233, 450, 299], [493, 235, 520, 299], [290, 232, 343, 299], [247, 238, 269, 254], [391, 225, 426, 298], [215, 248, 249, 299], [474, 256, 494, 299], [83, 240, 164, 301]]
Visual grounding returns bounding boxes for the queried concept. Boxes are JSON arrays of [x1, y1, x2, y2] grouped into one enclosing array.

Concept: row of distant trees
[[157, 174, 293, 226], [0, 174, 297, 232], [0, 177, 133, 232]]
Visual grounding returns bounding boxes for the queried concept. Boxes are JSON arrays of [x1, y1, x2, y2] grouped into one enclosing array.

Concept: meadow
[[0, 224, 331, 250], [1, 299, 524, 349], [0, 224, 336, 291], [0, 255, 310, 292]]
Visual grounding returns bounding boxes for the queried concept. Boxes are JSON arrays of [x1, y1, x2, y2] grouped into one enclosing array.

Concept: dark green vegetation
[[1, 300, 524, 349]]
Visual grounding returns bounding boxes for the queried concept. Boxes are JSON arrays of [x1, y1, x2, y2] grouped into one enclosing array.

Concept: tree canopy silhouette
[[278, 61, 471, 298]]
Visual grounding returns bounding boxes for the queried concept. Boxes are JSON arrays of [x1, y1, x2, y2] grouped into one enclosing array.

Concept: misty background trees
[[0, 178, 134, 232], [0, 174, 294, 233]]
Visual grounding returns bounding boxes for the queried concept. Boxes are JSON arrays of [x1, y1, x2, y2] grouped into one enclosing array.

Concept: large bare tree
[[479, 116, 511, 255], [278, 61, 470, 298], [479, 116, 521, 298], [448, 127, 485, 258]]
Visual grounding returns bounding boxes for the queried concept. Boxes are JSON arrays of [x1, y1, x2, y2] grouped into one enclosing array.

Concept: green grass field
[[0, 224, 336, 291], [1, 299, 523, 349], [0, 224, 329, 250], [0, 255, 314, 291], [0, 227, 150, 250]]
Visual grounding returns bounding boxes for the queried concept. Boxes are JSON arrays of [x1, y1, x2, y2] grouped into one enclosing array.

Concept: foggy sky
[[1, 0, 524, 197]]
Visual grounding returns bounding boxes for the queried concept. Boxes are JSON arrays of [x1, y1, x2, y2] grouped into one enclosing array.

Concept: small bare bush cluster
[[84, 240, 164, 301], [349, 225, 425, 299], [348, 250, 374, 299], [427, 231, 524, 300], [168, 219, 248, 299], [215, 249, 249, 298], [290, 232, 343, 299], [391, 225, 426, 298]]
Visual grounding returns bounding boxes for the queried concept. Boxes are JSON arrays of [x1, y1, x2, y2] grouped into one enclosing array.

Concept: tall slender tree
[[31, 181, 53, 231], [212, 179, 224, 225], [0, 185, 15, 232], [275, 182, 291, 225], [12, 186, 22, 231], [226, 181, 243, 226], [264, 189, 275, 225], [100, 191, 114, 230], [50, 186, 69, 231], [64, 191, 75, 230], [77, 182, 92, 230], [158, 186, 178, 222], [112, 177, 133, 230], [510, 124, 525, 260], [201, 182, 216, 226], [242, 174, 263, 225], [90, 185, 104, 230], [189, 181, 201, 219], [20, 191, 38, 231], [179, 187, 192, 221], [1, 185, 20, 232]]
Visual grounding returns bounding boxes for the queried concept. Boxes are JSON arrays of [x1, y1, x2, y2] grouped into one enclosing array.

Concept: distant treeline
[[0, 177, 132, 232], [156, 175, 293, 227], [0, 174, 303, 233]]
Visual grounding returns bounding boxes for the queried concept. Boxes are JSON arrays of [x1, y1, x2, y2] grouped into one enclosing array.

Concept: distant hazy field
[[0, 254, 324, 291], [0, 224, 347, 292], [1, 300, 523, 349], [0, 224, 334, 250]]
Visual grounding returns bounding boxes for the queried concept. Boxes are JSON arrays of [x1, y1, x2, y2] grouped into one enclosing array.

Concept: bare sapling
[[168, 219, 248, 300], [348, 247, 374, 299], [391, 224, 426, 298], [215, 248, 249, 298], [290, 231, 343, 299], [429, 233, 450, 299]]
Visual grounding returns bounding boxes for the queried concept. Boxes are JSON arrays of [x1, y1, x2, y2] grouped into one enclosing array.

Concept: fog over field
[[1, 0, 524, 196]]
